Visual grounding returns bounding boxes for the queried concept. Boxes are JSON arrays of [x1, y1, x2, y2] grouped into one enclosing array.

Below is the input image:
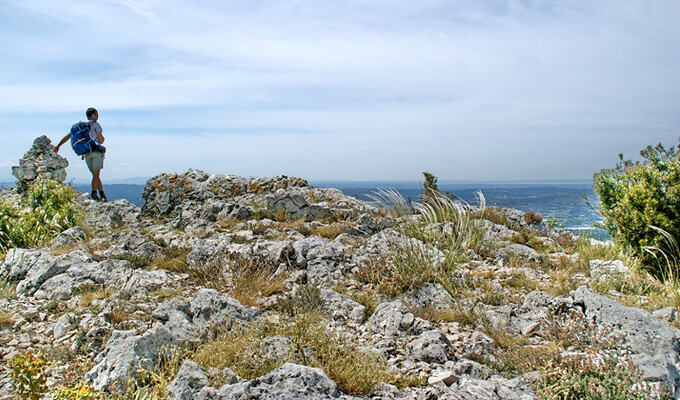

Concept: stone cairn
[[11, 135, 69, 193]]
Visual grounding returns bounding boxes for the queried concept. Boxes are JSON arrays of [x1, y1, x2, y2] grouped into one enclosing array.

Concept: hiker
[[53, 107, 107, 201]]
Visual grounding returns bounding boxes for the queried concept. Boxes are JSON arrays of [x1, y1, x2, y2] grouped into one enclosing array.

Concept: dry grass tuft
[[193, 312, 414, 395]]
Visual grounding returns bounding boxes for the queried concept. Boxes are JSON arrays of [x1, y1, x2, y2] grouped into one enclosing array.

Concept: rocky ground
[[1, 167, 679, 399]]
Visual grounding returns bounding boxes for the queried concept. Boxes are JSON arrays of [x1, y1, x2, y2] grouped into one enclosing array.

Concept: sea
[[1, 179, 607, 239]]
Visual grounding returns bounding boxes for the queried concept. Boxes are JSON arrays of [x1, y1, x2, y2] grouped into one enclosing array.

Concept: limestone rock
[[167, 360, 211, 400], [408, 329, 452, 363], [85, 325, 183, 393], [12, 135, 68, 193], [589, 259, 629, 281], [368, 300, 432, 337], [214, 363, 341, 399], [572, 286, 680, 397]]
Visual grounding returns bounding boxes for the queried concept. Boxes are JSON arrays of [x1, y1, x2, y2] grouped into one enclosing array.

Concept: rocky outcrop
[[11, 135, 68, 193], [2, 164, 677, 399]]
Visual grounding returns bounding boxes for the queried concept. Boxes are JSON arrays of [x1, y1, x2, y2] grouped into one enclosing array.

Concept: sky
[[1, 0, 679, 183]]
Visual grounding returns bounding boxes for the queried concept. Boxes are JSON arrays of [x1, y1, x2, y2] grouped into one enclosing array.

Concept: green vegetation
[[363, 187, 485, 297], [0, 179, 80, 254], [422, 171, 456, 200], [9, 351, 48, 400], [594, 140, 680, 275]]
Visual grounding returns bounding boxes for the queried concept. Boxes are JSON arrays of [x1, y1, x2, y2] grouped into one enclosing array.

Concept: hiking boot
[[91, 192, 100, 201], [99, 195, 107, 202]]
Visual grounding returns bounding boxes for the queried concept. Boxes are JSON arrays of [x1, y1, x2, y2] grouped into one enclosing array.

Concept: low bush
[[0, 180, 80, 253], [9, 351, 48, 400], [524, 212, 543, 225], [593, 140, 680, 275]]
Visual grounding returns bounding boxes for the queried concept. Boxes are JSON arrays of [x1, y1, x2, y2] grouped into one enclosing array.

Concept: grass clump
[[0, 277, 16, 299], [0, 310, 14, 327], [152, 246, 191, 272], [188, 252, 288, 306], [111, 254, 151, 269], [365, 188, 486, 297], [193, 312, 410, 395], [311, 223, 347, 239], [276, 284, 324, 316], [132, 346, 188, 400]]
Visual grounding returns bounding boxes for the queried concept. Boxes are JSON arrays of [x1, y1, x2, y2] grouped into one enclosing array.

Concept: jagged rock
[[368, 299, 432, 337], [6, 249, 92, 296], [50, 226, 87, 249], [167, 360, 211, 400], [452, 359, 492, 380], [572, 286, 680, 397], [212, 363, 341, 399], [654, 307, 678, 323], [81, 199, 141, 231], [104, 230, 161, 260], [189, 289, 260, 336], [85, 325, 183, 393], [319, 288, 366, 324], [408, 329, 452, 363], [247, 176, 308, 193], [500, 243, 546, 263], [462, 331, 496, 357], [510, 290, 575, 336], [33, 257, 177, 300], [141, 169, 237, 217], [478, 219, 517, 242], [589, 259, 629, 281], [266, 188, 332, 221], [152, 289, 260, 342], [451, 376, 538, 400], [401, 283, 455, 311], [11, 135, 69, 193], [53, 313, 76, 339]]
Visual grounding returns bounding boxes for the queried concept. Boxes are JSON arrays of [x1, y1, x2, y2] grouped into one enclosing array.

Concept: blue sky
[[1, 0, 679, 183]]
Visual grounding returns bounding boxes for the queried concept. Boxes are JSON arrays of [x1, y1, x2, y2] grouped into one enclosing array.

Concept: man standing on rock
[[54, 107, 107, 202]]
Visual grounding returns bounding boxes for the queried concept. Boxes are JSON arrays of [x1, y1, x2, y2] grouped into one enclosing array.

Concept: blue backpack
[[70, 121, 105, 156]]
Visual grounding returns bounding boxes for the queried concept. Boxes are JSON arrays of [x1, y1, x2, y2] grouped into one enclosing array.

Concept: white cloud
[[0, 0, 679, 181]]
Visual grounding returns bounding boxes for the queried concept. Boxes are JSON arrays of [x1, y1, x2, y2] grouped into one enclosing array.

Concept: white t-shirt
[[88, 121, 103, 141]]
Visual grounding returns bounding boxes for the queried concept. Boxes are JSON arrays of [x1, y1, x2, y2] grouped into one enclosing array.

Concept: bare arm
[[53, 133, 71, 153], [97, 131, 105, 144]]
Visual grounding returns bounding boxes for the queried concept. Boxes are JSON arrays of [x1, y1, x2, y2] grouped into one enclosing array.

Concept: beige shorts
[[84, 151, 104, 172]]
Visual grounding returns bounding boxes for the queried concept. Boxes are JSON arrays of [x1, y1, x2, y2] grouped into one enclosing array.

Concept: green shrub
[[0, 180, 80, 252], [594, 141, 680, 274], [9, 352, 48, 400], [54, 383, 105, 400]]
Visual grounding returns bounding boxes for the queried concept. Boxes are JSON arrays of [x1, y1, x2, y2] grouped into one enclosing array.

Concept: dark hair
[[86, 107, 98, 118]]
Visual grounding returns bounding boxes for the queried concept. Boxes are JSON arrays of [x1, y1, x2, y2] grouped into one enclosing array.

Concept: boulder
[[319, 288, 366, 324], [85, 325, 183, 393], [408, 329, 452, 363], [167, 360, 211, 400], [572, 286, 680, 397], [214, 363, 341, 399], [368, 299, 432, 337]]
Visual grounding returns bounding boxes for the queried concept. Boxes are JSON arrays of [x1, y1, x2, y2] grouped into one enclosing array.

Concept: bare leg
[[92, 169, 103, 192]]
